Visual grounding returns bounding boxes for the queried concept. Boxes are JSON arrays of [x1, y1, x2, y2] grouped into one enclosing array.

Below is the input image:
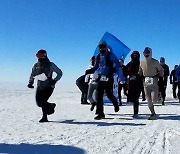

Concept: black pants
[[36, 88, 54, 115], [161, 86, 167, 103], [76, 75, 88, 103], [172, 82, 178, 98], [178, 82, 180, 100], [159, 79, 168, 104], [128, 88, 140, 115], [141, 86, 146, 100], [118, 83, 128, 103], [96, 78, 118, 115]]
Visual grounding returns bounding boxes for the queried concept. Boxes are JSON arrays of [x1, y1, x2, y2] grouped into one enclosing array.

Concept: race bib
[[145, 77, 153, 85], [100, 75, 109, 81]]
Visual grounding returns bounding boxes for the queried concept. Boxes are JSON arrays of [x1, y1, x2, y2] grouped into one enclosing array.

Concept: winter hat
[[143, 47, 152, 53], [160, 57, 165, 63], [98, 41, 107, 48], [36, 49, 47, 59], [175, 65, 178, 69]]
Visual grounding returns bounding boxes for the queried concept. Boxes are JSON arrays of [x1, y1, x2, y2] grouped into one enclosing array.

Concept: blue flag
[[94, 32, 130, 60]]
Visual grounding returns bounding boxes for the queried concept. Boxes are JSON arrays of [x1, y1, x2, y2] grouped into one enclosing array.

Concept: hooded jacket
[[124, 51, 141, 90], [86, 50, 123, 81], [139, 49, 164, 86]]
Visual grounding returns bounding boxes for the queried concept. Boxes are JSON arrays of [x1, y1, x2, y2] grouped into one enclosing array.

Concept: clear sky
[[0, 0, 180, 85]]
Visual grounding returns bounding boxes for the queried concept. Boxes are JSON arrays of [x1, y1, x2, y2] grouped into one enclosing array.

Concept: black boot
[[114, 104, 119, 112], [47, 103, 56, 115], [94, 113, 105, 120], [39, 116, 48, 123], [39, 112, 48, 123], [90, 102, 96, 111]]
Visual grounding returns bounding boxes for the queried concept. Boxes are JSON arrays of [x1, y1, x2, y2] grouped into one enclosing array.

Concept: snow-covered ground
[[0, 82, 180, 154]]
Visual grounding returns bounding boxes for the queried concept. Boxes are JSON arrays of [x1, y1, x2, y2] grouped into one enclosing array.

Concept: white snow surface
[[0, 83, 180, 154]]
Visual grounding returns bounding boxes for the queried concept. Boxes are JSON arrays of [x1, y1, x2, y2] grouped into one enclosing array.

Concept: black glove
[[85, 68, 94, 75], [85, 70, 90, 75], [51, 80, 56, 85], [27, 83, 34, 88]]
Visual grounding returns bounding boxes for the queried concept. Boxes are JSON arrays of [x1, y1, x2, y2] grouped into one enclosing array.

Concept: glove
[[27, 83, 34, 88], [51, 80, 56, 85], [170, 81, 172, 84], [85, 68, 94, 75]]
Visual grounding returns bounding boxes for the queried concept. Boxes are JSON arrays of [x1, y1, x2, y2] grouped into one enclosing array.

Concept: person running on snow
[[139, 47, 164, 120], [118, 58, 128, 106], [76, 74, 89, 105], [124, 51, 142, 118], [170, 65, 178, 99], [85, 41, 124, 120], [159, 57, 170, 105], [85, 56, 99, 111], [175, 64, 180, 102], [27, 49, 63, 123]]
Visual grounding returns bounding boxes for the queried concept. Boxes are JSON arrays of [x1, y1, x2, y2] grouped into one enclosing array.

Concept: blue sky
[[0, 0, 180, 84]]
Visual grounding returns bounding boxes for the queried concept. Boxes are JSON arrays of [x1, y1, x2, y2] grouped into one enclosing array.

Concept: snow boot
[[148, 114, 157, 120], [90, 102, 96, 111], [47, 103, 56, 115], [94, 113, 105, 120]]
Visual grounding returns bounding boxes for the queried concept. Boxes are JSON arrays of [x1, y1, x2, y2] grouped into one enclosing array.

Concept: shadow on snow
[[0, 143, 85, 154], [50, 119, 146, 127], [107, 113, 180, 121], [139, 101, 180, 106]]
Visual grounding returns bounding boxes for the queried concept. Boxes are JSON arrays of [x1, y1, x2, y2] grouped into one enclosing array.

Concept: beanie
[[144, 47, 152, 53], [36, 49, 47, 59], [160, 57, 165, 63], [98, 41, 107, 47]]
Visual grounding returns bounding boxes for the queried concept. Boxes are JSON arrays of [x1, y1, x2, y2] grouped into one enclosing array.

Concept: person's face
[[99, 45, 107, 54], [160, 59, 165, 65], [143, 50, 150, 58]]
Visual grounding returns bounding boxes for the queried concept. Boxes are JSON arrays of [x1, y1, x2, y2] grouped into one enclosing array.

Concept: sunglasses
[[99, 45, 106, 49]]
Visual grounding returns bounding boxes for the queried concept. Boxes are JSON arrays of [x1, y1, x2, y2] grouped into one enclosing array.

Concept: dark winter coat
[[161, 63, 170, 86], [29, 58, 63, 90], [170, 69, 178, 84], [124, 61, 141, 90], [175, 66, 180, 82]]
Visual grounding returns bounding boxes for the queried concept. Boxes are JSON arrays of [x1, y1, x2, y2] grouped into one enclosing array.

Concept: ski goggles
[[36, 52, 47, 59]]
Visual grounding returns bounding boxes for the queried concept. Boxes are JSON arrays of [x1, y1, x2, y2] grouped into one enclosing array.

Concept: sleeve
[[170, 70, 173, 83], [138, 61, 144, 77], [28, 65, 36, 84], [157, 62, 164, 77], [167, 65, 170, 76], [110, 52, 124, 81], [175, 67, 180, 80], [85, 57, 99, 75], [51, 62, 63, 82]]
